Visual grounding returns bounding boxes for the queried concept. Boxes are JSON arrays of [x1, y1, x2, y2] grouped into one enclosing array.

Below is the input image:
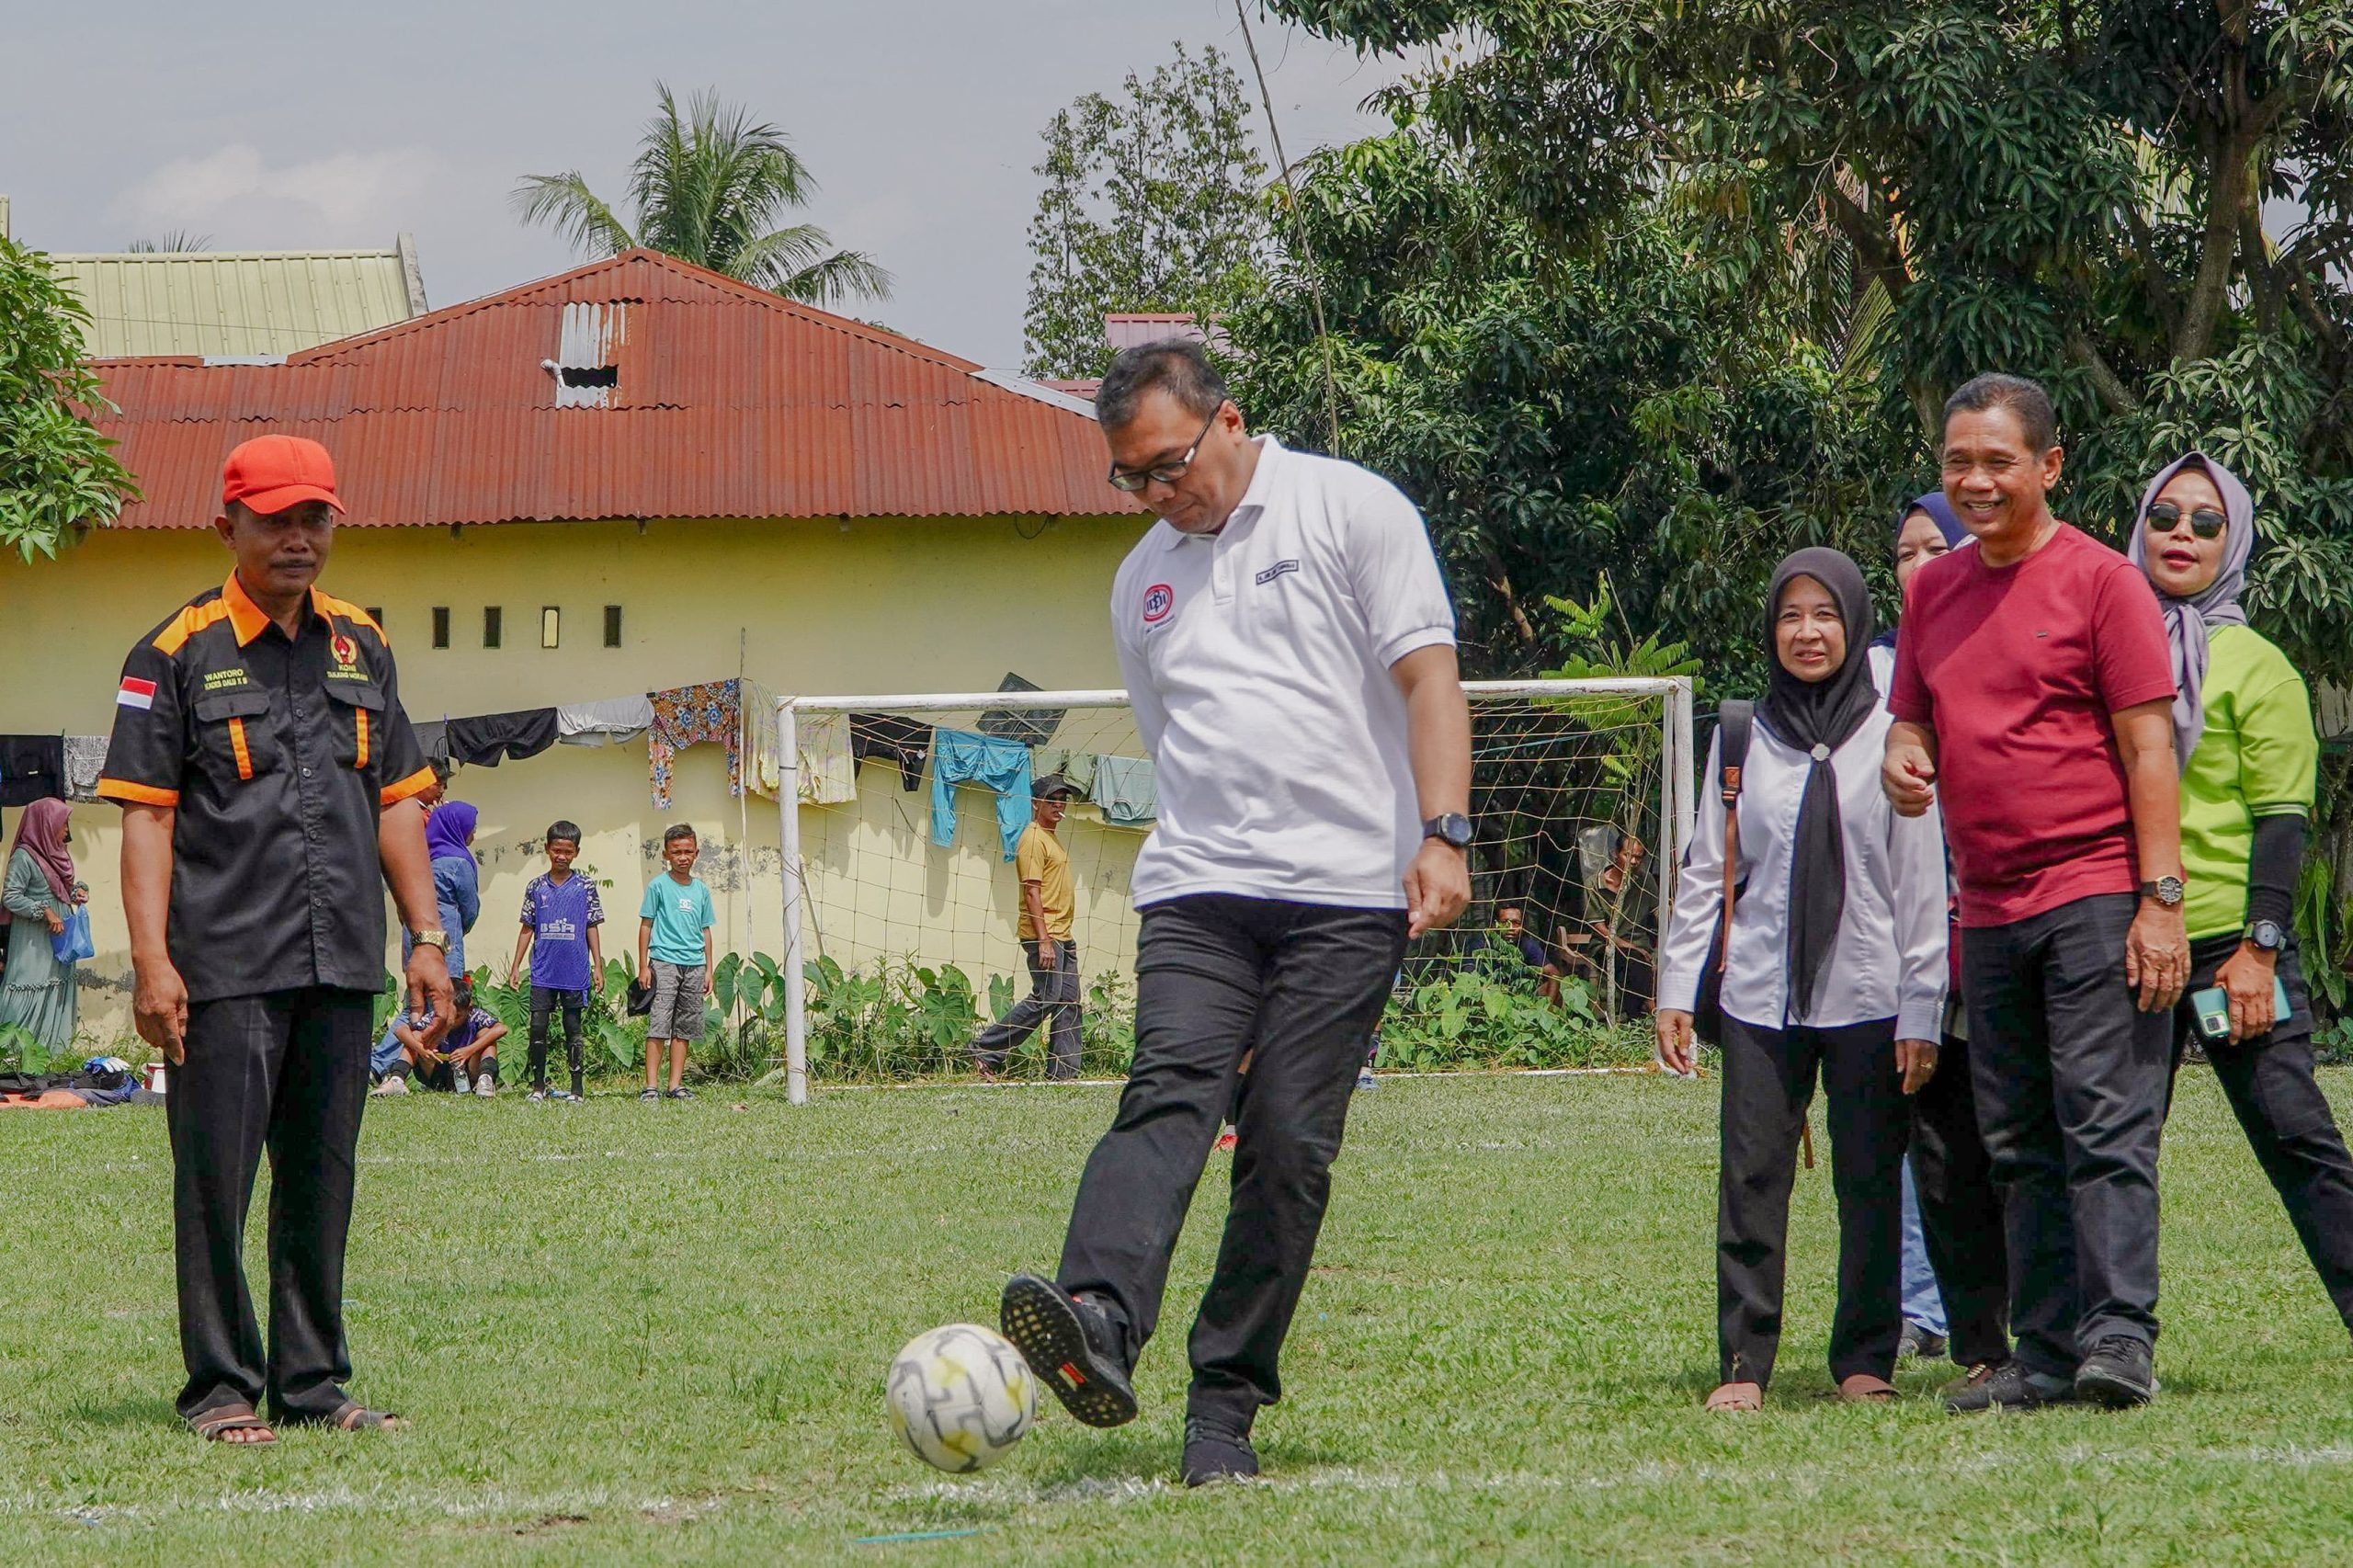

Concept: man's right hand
[[638, 963, 654, 990], [1038, 940, 1057, 970], [133, 958, 190, 1065], [1654, 1009, 1697, 1078], [1882, 741, 1938, 817]]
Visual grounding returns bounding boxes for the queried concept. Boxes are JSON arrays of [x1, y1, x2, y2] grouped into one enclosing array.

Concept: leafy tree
[[1023, 41, 1270, 380], [1269, 0, 2353, 672], [1225, 130, 1888, 686], [514, 83, 892, 309], [0, 238, 139, 562]]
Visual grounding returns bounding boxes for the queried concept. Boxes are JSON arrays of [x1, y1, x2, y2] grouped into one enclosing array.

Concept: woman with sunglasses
[[0, 799, 90, 1053], [2131, 452, 2353, 1341], [1658, 548, 1949, 1410]]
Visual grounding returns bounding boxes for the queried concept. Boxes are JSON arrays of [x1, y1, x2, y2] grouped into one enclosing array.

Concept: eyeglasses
[[2146, 501, 2226, 540], [1107, 409, 1221, 493]]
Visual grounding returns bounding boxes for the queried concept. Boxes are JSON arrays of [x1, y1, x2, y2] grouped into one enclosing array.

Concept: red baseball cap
[[221, 434, 345, 516]]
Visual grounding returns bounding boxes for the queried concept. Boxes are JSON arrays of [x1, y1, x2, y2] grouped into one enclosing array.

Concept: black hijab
[[1758, 547, 1880, 1018]]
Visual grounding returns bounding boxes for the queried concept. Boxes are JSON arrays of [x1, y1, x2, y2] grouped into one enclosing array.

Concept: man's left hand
[[2125, 900, 2190, 1014], [1405, 842, 1470, 937], [405, 945, 455, 1047]]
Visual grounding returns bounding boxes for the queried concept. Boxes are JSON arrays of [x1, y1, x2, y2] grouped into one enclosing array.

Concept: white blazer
[[1657, 681, 1949, 1040]]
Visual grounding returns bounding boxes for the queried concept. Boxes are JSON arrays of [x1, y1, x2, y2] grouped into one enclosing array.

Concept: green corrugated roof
[[50, 237, 427, 358]]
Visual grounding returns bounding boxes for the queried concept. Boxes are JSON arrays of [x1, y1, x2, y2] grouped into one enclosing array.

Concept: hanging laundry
[[1091, 755, 1159, 827], [742, 679, 784, 800], [976, 672, 1063, 748], [1030, 746, 1097, 798], [445, 709, 560, 767], [928, 728, 1033, 861], [648, 680, 742, 809], [850, 713, 931, 792], [64, 736, 108, 803], [0, 736, 66, 807], [412, 720, 452, 770], [796, 711, 857, 804], [556, 694, 655, 746]]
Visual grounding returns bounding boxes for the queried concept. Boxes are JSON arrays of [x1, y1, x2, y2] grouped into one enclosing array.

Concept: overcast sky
[[6, 1, 1422, 368]]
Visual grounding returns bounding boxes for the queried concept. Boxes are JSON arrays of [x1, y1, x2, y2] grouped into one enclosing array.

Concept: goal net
[[772, 679, 1694, 1102]]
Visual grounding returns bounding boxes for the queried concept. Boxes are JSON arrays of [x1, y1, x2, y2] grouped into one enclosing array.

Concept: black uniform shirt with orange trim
[[97, 574, 438, 1003]]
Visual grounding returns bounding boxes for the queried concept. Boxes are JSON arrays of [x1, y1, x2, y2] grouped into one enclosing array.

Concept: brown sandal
[[1704, 1381, 1764, 1413], [189, 1403, 278, 1445], [1836, 1374, 1899, 1403], [326, 1401, 405, 1431]]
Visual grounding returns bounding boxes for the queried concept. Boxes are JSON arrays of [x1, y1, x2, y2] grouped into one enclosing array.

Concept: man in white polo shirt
[[1000, 339, 1472, 1486]]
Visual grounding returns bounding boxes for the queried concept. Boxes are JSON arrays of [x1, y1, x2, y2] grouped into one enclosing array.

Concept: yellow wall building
[[6, 250, 1151, 1048]]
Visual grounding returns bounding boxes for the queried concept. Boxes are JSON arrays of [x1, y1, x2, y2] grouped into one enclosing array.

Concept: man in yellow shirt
[[972, 775, 1083, 1079]]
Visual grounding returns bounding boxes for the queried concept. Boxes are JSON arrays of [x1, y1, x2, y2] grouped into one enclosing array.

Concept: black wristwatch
[[1423, 812, 1473, 851], [2246, 919, 2286, 953], [2139, 875, 2185, 909]]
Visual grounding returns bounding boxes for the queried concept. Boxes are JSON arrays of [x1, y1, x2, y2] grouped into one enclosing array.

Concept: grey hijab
[[2125, 451, 2254, 769]]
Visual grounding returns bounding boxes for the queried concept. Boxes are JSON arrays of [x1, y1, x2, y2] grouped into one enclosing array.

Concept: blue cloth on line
[[1090, 754, 1158, 826], [928, 729, 1033, 860]]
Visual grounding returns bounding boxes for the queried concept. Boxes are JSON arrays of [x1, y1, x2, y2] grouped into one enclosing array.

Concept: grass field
[[6, 1070, 2353, 1564]]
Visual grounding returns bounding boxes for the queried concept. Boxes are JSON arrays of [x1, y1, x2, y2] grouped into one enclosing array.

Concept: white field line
[[830, 1066, 1662, 1094]]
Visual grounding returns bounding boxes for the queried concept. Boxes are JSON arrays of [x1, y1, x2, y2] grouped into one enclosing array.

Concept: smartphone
[[2189, 977, 2294, 1041]]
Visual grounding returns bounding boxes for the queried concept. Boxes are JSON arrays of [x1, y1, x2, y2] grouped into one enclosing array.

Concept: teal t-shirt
[[639, 874, 715, 965], [2178, 623, 2318, 940]]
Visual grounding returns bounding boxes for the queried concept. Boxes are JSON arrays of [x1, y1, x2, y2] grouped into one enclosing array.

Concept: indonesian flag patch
[[117, 676, 157, 710]]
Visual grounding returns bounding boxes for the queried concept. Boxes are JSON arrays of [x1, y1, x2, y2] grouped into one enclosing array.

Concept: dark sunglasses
[[2145, 500, 2226, 540], [1107, 409, 1221, 493]]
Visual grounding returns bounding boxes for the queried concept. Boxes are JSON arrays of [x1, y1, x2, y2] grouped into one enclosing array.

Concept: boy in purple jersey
[[509, 820, 604, 1101]]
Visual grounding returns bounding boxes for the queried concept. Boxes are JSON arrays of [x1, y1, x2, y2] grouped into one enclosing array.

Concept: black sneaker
[[999, 1274, 1136, 1427], [1180, 1417, 1259, 1487], [2075, 1335, 2156, 1408], [1942, 1358, 2075, 1414]]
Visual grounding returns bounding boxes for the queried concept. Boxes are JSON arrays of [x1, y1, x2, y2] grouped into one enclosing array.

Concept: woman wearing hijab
[[1658, 548, 1951, 1409], [1867, 495, 2015, 1389], [418, 800, 483, 978], [0, 799, 90, 1051], [2131, 452, 2353, 1338]]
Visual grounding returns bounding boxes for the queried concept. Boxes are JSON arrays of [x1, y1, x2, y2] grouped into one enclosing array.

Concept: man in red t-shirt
[[1884, 373, 2188, 1414]]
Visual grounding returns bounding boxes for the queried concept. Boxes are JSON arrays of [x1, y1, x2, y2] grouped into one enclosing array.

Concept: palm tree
[[513, 84, 892, 309]]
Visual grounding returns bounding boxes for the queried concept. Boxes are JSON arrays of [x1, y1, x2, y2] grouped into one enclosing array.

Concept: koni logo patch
[[1141, 583, 1176, 623]]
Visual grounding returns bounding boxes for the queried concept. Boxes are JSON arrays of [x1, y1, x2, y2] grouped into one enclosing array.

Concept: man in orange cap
[[98, 434, 452, 1444]]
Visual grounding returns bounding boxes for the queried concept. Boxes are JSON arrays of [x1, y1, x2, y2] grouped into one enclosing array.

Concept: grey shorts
[[649, 960, 708, 1040]]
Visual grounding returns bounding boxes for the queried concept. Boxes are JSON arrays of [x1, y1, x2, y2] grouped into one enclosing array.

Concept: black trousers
[[972, 939, 1082, 1080], [2167, 935, 2353, 1335], [1716, 1014, 1910, 1387], [1055, 894, 1407, 1428], [167, 986, 372, 1423], [1964, 892, 2168, 1379], [529, 984, 586, 1094], [1909, 1030, 2011, 1368]]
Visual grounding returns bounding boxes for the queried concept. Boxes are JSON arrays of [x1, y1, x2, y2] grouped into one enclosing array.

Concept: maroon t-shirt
[[1889, 522, 2176, 927]]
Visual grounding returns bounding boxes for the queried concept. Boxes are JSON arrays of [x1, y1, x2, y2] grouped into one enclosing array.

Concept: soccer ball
[[886, 1324, 1038, 1473]]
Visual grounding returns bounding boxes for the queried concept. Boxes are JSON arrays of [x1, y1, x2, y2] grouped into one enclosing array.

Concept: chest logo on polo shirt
[[328, 631, 368, 680], [1254, 559, 1300, 586], [1142, 584, 1175, 623]]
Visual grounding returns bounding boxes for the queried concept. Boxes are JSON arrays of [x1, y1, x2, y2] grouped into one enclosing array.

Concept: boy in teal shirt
[[637, 824, 716, 1101]]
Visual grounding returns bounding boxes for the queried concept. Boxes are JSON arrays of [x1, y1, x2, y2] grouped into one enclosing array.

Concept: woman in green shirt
[[0, 798, 86, 1053], [2131, 451, 2353, 1338]]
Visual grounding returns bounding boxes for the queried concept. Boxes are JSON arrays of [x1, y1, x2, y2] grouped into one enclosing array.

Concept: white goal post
[[772, 678, 1696, 1105]]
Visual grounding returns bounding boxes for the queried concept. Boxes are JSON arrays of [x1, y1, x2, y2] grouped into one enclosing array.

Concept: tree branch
[[2119, 196, 2183, 342], [2067, 329, 2143, 416], [1821, 179, 1908, 304]]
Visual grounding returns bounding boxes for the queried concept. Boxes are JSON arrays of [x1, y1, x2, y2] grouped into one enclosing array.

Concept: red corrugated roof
[[92, 249, 1137, 528]]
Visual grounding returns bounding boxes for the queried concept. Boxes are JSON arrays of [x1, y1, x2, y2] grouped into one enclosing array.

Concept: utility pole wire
[[1233, 0, 1344, 458]]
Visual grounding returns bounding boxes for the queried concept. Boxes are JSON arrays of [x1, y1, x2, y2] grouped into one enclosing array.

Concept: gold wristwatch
[[412, 928, 450, 953]]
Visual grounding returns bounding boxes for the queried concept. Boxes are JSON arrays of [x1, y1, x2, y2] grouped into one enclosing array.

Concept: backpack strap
[[1714, 701, 1754, 967]]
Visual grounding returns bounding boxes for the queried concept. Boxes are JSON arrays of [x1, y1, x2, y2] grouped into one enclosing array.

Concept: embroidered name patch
[[117, 676, 156, 710], [200, 667, 249, 693], [1254, 559, 1301, 586]]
